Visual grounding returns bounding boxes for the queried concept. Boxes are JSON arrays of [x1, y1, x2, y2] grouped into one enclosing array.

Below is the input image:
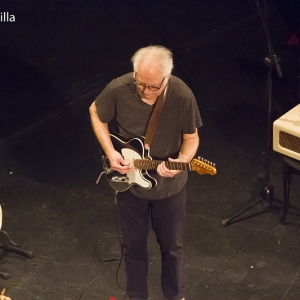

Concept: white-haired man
[[89, 45, 202, 300]]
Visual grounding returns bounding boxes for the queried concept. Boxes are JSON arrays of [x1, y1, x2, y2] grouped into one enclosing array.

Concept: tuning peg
[[197, 156, 216, 168]]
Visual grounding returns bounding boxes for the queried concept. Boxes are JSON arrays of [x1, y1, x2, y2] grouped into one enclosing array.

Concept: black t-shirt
[[95, 72, 202, 200]]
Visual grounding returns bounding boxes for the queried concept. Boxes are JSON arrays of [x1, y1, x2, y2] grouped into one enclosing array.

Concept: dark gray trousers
[[117, 186, 186, 300]]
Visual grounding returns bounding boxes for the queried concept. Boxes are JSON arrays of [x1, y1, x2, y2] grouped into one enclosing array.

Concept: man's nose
[[142, 86, 151, 93]]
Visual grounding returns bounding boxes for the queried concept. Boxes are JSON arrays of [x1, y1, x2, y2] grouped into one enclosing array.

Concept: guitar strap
[[144, 80, 170, 150]]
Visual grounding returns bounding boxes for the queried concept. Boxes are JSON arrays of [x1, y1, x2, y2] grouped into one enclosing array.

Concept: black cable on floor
[[76, 191, 126, 300]]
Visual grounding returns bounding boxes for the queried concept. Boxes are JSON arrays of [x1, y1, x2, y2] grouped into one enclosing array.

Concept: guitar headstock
[[190, 157, 217, 175]]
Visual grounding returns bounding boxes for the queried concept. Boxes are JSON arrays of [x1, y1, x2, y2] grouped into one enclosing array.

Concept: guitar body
[[102, 134, 157, 192]]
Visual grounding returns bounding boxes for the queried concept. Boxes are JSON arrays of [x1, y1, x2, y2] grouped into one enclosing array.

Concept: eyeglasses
[[134, 74, 165, 91]]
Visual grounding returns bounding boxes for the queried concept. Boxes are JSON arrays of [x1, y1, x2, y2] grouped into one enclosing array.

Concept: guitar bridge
[[111, 176, 129, 183]]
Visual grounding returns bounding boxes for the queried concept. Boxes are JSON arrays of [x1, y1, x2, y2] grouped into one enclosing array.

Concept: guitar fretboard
[[134, 159, 191, 171]]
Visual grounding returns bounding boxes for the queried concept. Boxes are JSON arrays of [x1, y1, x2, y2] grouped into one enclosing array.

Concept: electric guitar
[[101, 133, 217, 192]]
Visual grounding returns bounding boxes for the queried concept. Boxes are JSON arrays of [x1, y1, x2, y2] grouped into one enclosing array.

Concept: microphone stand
[[0, 189, 34, 279], [221, 0, 282, 226]]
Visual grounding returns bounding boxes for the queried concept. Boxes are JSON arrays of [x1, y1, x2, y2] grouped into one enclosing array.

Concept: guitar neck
[[134, 159, 191, 171]]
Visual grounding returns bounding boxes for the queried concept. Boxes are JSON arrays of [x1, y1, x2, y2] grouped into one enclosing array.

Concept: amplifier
[[273, 104, 300, 160]]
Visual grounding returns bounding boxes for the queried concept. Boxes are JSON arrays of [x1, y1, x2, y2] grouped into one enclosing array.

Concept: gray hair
[[131, 45, 173, 77]]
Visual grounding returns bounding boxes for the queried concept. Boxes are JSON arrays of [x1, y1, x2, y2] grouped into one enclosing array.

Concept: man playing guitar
[[89, 45, 202, 300]]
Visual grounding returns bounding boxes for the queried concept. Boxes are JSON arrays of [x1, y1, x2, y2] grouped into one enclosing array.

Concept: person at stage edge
[[89, 45, 202, 300]]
